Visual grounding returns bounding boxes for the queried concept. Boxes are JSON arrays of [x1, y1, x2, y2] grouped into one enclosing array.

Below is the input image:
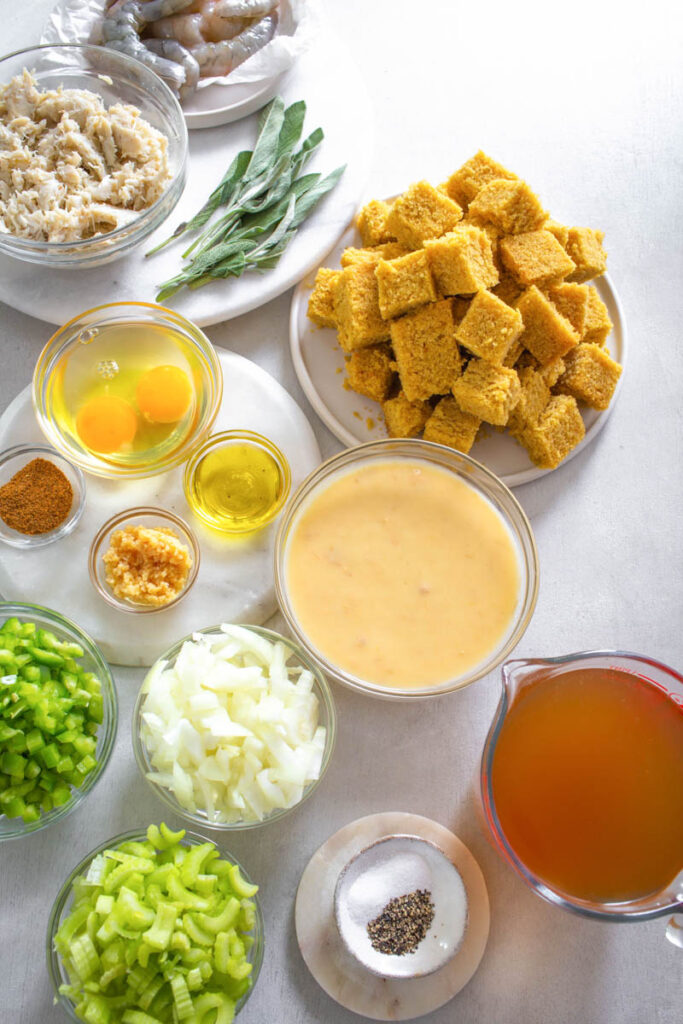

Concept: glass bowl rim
[[88, 505, 201, 615], [0, 442, 86, 548], [0, 43, 188, 254], [0, 600, 117, 841], [132, 622, 337, 829], [183, 429, 292, 534], [479, 648, 683, 923], [46, 824, 265, 1021], [274, 437, 539, 701], [31, 301, 224, 479]]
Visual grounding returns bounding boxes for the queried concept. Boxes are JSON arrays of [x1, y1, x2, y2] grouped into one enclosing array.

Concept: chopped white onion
[[140, 628, 328, 823]]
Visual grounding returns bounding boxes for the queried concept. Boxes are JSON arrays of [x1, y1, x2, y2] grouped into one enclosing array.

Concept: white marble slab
[[0, 348, 321, 665]]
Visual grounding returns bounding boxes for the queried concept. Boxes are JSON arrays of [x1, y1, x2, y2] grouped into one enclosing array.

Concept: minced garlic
[[103, 525, 191, 608]]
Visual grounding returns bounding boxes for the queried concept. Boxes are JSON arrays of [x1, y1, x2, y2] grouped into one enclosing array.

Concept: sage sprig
[[147, 97, 345, 302]]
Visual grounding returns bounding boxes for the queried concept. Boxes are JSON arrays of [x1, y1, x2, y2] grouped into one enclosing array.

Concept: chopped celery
[[55, 825, 259, 1024], [0, 616, 105, 823]]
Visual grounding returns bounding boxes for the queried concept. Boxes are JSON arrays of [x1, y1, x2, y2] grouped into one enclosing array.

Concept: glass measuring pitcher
[[480, 651, 683, 946]]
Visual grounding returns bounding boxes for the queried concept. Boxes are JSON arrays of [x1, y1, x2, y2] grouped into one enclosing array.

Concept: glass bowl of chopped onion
[[132, 624, 337, 830], [0, 44, 188, 268], [0, 601, 117, 841], [88, 507, 201, 614], [47, 824, 264, 1023]]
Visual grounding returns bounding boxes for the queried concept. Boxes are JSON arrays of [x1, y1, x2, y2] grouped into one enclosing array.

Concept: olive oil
[[188, 436, 288, 533]]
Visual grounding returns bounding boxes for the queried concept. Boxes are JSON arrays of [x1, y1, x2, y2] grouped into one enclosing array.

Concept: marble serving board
[[0, 347, 321, 666], [295, 812, 490, 1021]]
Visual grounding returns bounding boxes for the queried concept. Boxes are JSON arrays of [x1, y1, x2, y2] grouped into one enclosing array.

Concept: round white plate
[[0, 347, 321, 667], [295, 812, 490, 1020], [182, 71, 287, 130], [290, 225, 627, 488], [0, 27, 372, 328]]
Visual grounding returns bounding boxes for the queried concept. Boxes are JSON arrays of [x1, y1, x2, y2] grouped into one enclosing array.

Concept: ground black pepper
[[367, 889, 435, 956]]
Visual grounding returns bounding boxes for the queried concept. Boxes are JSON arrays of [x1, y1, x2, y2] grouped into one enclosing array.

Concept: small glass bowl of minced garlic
[[88, 507, 200, 613], [183, 430, 291, 535]]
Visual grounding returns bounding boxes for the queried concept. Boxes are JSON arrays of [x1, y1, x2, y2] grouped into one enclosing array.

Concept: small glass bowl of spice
[[0, 444, 85, 548], [334, 834, 468, 979], [184, 430, 291, 535], [88, 507, 200, 614]]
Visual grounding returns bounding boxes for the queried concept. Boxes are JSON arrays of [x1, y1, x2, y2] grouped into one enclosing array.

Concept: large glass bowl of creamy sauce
[[274, 439, 539, 700]]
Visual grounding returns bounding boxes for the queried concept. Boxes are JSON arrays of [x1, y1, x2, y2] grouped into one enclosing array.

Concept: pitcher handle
[[665, 913, 683, 949]]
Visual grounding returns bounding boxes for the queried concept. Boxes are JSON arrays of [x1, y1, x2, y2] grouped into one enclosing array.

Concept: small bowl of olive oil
[[184, 430, 291, 535]]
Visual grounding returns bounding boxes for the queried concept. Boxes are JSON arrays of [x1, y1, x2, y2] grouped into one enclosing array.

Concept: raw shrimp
[[101, 0, 196, 94], [149, 2, 247, 47], [213, 0, 278, 15], [190, 11, 277, 76], [144, 38, 200, 97]]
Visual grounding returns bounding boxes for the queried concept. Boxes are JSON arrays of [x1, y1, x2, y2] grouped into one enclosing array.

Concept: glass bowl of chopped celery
[[132, 624, 337, 830], [47, 823, 264, 1024], [0, 601, 117, 841]]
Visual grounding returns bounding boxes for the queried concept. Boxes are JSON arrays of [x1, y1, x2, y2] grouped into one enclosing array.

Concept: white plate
[[0, 26, 372, 328], [0, 347, 321, 667], [290, 224, 627, 487], [182, 71, 287, 130]]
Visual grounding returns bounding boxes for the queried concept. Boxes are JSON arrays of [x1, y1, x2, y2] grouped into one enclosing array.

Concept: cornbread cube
[[356, 199, 395, 247], [423, 397, 480, 452], [345, 344, 395, 404], [499, 230, 575, 287], [455, 289, 524, 365], [334, 261, 390, 350], [547, 282, 590, 336], [544, 219, 570, 248], [554, 343, 622, 410], [492, 271, 523, 307], [515, 286, 579, 364], [307, 268, 340, 328], [468, 179, 547, 235], [538, 356, 566, 387], [452, 359, 522, 426], [389, 299, 461, 401], [382, 390, 431, 438], [376, 250, 437, 320], [583, 286, 613, 345], [386, 181, 463, 249], [340, 242, 409, 268], [444, 151, 518, 208], [508, 366, 551, 435], [518, 395, 585, 469], [425, 225, 499, 295], [565, 227, 607, 283]]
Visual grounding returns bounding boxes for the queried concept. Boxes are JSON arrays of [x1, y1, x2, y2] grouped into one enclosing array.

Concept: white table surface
[[1, 2, 682, 1022]]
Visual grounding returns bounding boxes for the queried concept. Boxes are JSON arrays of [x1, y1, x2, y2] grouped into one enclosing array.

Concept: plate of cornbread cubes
[[291, 151, 626, 486]]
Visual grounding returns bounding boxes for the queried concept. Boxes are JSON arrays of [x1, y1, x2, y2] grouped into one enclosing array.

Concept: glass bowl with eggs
[[0, 43, 188, 268], [32, 301, 223, 479]]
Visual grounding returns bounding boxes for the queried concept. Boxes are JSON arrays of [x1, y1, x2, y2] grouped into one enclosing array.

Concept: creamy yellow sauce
[[286, 458, 521, 689]]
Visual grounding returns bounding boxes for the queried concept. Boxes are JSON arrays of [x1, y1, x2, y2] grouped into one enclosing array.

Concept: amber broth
[[491, 667, 683, 903]]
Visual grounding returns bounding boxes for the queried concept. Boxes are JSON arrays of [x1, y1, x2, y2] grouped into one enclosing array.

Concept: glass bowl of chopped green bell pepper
[[0, 601, 117, 841], [47, 823, 264, 1024]]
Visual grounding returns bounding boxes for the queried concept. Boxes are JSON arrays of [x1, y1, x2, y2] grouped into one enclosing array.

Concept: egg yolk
[[136, 365, 193, 424], [76, 395, 138, 453]]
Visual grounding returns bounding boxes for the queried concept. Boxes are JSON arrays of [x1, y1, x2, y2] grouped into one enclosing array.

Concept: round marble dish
[[0, 348, 320, 667], [295, 812, 490, 1021]]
